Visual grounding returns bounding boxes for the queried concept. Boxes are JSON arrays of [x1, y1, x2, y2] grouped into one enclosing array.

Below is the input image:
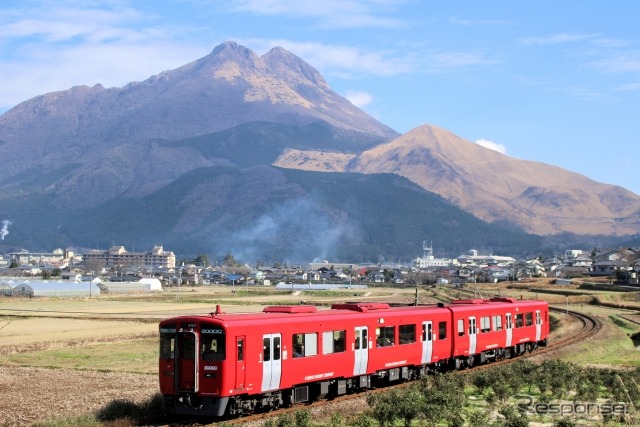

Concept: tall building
[[82, 245, 176, 269], [413, 241, 453, 269]]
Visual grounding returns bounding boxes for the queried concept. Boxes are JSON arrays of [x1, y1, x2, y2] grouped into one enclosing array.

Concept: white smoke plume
[[220, 197, 358, 264], [1, 220, 11, 240]]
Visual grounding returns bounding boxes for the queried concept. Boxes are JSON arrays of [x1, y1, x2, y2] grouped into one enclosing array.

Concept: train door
[[421, 321, 433, 364], [176, 331, 198, 393], [505, 313, 513, 347], [535, 310, 542, 341], [261, 334, 282, 392], [353, 326, 369, 376], [235, 336, 245, 389], [468, 317, 477, 355]]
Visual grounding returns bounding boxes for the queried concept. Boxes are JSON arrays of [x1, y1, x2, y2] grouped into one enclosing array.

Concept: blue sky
[[2, 0, 639, 195]]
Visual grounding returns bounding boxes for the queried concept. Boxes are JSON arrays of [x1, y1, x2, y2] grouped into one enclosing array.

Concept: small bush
[[553, 417, 576, 427], [294, 409, 312, 427], [328, 412, 345, 426]]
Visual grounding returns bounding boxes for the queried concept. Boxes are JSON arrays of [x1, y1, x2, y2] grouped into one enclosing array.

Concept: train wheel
[[466, 355, 475, 368]]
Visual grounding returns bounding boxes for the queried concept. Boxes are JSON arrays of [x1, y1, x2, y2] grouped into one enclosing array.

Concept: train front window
[[159, 323, 176, 359], [201, 324, 226, 361]]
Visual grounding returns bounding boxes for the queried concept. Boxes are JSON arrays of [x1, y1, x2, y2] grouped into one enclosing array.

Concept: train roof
[[159, 298, 548, 328], [160, 302, 449, 326]]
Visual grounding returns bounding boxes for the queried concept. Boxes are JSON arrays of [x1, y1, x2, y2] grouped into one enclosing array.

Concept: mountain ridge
[[0, 41, 638, 259], [276, 124, 640, 236]]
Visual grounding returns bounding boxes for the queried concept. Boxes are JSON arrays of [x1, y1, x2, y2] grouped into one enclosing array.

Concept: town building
[[82, 245, 175, 269], [456, 249, 515, 266], [413, 241, 454, 269], [8, 248, 74, 268]]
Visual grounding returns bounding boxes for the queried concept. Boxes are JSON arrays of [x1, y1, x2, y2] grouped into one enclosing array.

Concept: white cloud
[[426, 51, 497, 72], [475, 139, 507, 155], [0, 1, 210, 109], [344, 90, 374, 108], [0, 2, 143, 43], [448, 16, 514, 26], [0, 41, 209, 109], [519, 33, 600, 46], [244, 38, 417, 77], [588, 51, 640, 74], [616, 82, 640, 92], [229, 0, 405, 29]]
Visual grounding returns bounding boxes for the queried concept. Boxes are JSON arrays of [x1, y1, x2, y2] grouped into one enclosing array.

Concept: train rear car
[[448, 297, 549, 368]]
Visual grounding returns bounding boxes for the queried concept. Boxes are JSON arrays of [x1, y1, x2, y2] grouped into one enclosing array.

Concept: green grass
[[4, 338, 158, 374], [560, 315, 640, 366], [32, 414, 100, 427]]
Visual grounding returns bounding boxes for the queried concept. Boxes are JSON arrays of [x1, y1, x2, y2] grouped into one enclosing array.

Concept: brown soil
[[0, 367, 157, 427]]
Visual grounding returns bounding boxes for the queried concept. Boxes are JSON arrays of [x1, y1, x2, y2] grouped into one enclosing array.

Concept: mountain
[[0, 41, 396, 207], [276, 125, 640, 236], [61, 165, 544, 262], [0, 41, 638, 261]]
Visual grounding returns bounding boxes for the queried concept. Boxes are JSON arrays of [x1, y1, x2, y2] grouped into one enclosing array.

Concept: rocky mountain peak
[[205, 40, 263, 68], [263, 46, 327, 88]]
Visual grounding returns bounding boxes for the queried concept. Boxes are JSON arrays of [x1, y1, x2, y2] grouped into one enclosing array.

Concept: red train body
[[159, 297, 549, 417]]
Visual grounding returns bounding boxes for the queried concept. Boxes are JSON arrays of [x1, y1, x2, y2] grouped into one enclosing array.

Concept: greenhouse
[[275, 283, 368, 291], [0, 282, 12, 296], [10, 280, 101, 297], [98, 278, 163, 294]]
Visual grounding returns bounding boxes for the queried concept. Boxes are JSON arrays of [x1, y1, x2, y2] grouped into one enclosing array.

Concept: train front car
[[159, 314, 230, 418]]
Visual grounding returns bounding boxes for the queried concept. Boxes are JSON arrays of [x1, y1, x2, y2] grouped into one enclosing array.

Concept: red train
[[159, 297, 549, 417]]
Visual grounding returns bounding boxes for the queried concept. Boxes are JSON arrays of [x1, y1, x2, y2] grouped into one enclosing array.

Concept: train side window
[[376, 326, 395, 347], [160, 336, 175, 359], [400, 324, 416, 344], [515, 313, 524, 328], [458, 319, 465, 337], [159, 324, 176, 359], [493, 315, 503, 331], [480, 316, 491, 333], [468, 318, 477, 335], [273, 336, 281, 360], [263, 337, 271, 362], [525, 312, 533, 326], [439, 321, 447, 340], [292, 333, 318, 357], [323, 330, 346, 354], [421, 323, 431, 342], [237, 338, 244, 361]]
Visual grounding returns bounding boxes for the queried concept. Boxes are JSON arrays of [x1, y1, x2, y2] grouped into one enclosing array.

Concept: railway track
[[542, 306, 602, 354], [164, 307, 602, 426]]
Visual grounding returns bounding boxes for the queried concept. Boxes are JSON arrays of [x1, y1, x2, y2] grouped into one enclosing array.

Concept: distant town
[[1, 241, 639, 297]]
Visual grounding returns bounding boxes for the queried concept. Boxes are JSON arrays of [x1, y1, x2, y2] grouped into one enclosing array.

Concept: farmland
[[0, 280, 639, 426]]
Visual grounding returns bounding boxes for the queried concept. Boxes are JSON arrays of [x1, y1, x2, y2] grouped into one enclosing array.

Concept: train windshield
[[201, 323, 226, 361], [159, 323, 176, 359]]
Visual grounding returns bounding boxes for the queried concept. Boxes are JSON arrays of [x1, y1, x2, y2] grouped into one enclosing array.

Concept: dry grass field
[[0, 281, 638, 426]]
